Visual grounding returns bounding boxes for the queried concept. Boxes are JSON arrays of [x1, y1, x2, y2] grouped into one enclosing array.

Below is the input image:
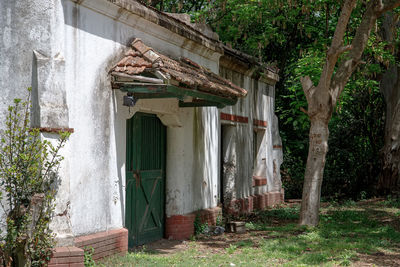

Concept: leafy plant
[[193, 214, 208, 235], [216, 214, 223, 227], [225, 244, 237, 254], [84, 247, 96, 267], [0, 89, 70, 266]]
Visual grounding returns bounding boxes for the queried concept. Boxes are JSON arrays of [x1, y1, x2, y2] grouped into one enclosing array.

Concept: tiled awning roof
[[111, 39, 247, 103]]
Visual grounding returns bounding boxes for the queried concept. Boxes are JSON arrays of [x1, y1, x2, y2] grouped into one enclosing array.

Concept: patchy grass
[[99, 199, 400, 266]]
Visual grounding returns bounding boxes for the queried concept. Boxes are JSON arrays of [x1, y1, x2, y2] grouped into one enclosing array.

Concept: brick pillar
[[197, 207, 222, 226], [256, 194, 266, 210], [242, 196, 254, 213], [165, 214, 195, 240], [265, 192, 272, 207], [253, 195, 259, 210]]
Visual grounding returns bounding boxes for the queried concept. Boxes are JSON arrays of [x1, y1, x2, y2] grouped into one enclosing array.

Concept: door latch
[[133, 171, 141, 187]]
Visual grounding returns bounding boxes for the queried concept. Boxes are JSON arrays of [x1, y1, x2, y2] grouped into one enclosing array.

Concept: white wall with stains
[[0, 0, 282, 245], [0, 0, 223, 243], [220, 67, 283, 203], [62, 0, 222, 238]]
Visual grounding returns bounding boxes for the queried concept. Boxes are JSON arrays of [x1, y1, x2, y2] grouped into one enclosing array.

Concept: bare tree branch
[[330, 0, 382, 106], [301, 76, 314, 102], [380, 0, 400, 14], [317, 0, 357, 90], [337, 45, 353, 55], [330, 0, 400, 107], [300, 107, 309, 115], [301, 76, 313, 92]]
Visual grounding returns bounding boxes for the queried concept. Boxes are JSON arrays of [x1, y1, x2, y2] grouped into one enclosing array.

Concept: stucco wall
[[0, 0, 65, 124], [0, 0, 282, 244], [0, 0, 73, 245], [166, 107, 220, 216], [62, 0, 222, 236], [220, 66, 282, 202], [0, 0, 223, 240]]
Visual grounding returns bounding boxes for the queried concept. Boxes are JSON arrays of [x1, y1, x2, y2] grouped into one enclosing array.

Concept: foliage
[[193, 214, 208, 235], [224, 244, 237, 254], [0, 89, 69, 266], [84, 247, 96, 267], [323, 78, 384, 200], [147, 1, 400, 201], [145, 0, 209, 13], [215, 213, 223, 226], [383, 195, 400, 208], [100, 200, 400, 266], [280, 46, 386, 199]]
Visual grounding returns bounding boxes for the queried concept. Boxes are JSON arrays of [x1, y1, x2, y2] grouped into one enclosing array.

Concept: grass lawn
[[98, 198, 400, 266]]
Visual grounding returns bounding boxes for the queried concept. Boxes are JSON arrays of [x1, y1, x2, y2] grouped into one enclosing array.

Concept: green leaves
[[0, 89, 69, 266]]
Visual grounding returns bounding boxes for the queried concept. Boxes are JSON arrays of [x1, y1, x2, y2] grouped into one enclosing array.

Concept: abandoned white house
[[0, 0, 284, 264]]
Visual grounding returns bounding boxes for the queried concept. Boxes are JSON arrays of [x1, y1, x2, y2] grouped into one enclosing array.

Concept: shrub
[[0, 89, 69, 266]]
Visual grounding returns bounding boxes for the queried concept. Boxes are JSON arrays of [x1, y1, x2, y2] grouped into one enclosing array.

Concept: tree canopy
[[148, 0, 400, 206]]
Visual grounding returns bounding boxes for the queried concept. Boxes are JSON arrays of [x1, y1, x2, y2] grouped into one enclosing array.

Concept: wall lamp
[[123, 94, 137, 107]]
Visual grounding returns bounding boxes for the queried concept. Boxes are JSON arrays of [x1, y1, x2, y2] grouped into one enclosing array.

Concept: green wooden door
[[126, 112, 166, 247]]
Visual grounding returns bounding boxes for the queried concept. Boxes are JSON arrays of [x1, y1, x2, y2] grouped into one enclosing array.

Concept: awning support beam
[[179, 100, 225, 108], [119, 84, 237, 108]]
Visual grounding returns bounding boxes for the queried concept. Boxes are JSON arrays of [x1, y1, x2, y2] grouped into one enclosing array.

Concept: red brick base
[[48, 247, 84, 267], [165, 214, 195, 240], [227, 191, 284, 215], [165, 207, 222, 240], [49, 228, 128, 266], [196, 207, 222, 226], [75, 228, 128, 260]]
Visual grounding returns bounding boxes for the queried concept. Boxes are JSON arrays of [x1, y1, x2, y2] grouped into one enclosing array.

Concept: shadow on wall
[[221, 123, 253, 206], [64, 0, 134, 228], [63, 1, 129, 47], [112, 89, 127, 228]]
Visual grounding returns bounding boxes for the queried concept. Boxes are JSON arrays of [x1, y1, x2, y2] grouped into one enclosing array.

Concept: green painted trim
[[131, 93, 177, 99], [179, 100, 225, 108], [120, 86, 168, 94], [167, 85, 238, 106], [119, 85, 238, 106]]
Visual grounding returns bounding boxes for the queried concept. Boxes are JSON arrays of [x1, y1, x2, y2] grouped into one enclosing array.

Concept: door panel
[[126, 113, 166, 247]]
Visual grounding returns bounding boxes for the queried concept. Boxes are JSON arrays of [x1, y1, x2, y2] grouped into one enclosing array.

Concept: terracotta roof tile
[[111, 39, 247, 98]]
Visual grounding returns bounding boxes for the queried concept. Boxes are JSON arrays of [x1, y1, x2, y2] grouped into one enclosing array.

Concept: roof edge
[[223, 45, 279, 74], [221, 46, 279, 84], [106, 0, 224, 53]]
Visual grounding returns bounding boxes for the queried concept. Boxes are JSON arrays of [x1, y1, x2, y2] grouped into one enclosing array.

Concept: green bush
[[193, 214, 208, 235], [84, 247, 96, 267], [0, 89, 70, 266]]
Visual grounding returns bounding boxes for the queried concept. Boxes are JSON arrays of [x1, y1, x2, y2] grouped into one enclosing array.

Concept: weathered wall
[[166, 106, 220, 216], [219, 65, 282, 204], [62, 0, 222, 236], [0, 0, 73, 245], [0, 0, 67, 125], [0, 0, 223, 242], [0, 0, 282, 245]]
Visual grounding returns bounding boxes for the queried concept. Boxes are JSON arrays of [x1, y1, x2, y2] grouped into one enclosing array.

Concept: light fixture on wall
[[123, 94, 137, 107]]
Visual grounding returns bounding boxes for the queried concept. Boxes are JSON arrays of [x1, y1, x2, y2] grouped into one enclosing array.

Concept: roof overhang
[[111, 39, 246, 109], [112, 74, 237, 108], [221, 45, 280, 84]]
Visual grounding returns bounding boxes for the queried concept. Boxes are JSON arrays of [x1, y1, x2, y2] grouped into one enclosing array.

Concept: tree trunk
[[300, 118, 330, 225], [297, 0, 400, 226], [378, 13, 400, 194], [379, 65, 400, 193]]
